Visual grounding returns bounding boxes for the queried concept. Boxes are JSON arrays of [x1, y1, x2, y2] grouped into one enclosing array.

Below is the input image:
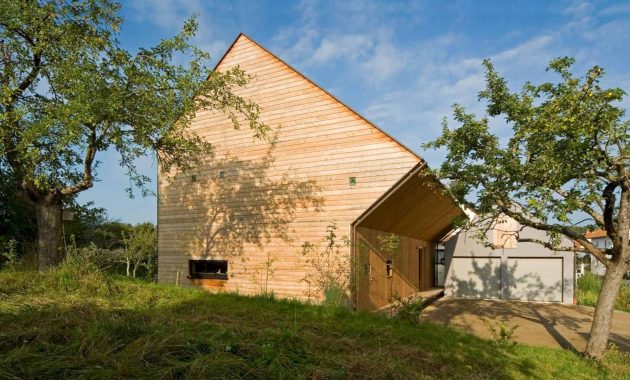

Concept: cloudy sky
[[78, 0, 630, 223]]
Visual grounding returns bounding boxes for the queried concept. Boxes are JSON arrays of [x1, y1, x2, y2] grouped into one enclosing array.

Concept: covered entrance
[[352, 163, 463, 311]]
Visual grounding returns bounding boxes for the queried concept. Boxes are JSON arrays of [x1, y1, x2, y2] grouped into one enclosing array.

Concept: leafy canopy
[[426, 57, 629, 263], [0, 0, 266, 202]]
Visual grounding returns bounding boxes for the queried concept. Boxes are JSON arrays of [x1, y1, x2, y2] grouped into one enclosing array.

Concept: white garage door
[[451, 257, 501, 299], [507, 258, 563, 302]]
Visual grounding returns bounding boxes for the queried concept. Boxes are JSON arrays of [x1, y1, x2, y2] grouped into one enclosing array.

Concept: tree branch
[[602, 181, 620, 247], [516, 237, 587, 253], [59, 125, 97, 195], [494, 199, 609, 264], [552, 187, 605, 226]]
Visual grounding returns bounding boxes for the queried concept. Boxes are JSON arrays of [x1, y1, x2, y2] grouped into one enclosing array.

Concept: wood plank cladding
[[157, 34, 420, 303], [354, 226, 434, 310]]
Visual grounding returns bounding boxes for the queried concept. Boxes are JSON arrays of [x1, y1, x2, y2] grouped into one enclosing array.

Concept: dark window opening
[[349, 176, 357, 186], [188, 260, 228, 280]]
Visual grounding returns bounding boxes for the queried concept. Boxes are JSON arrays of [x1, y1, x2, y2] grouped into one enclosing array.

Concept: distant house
[[157, 34, 462, 311], [443, 216, 575, 304], [585, 229, 615, 276]]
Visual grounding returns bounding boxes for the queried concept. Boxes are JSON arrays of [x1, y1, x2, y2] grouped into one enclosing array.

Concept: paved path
[[423, 297, 630, 352]]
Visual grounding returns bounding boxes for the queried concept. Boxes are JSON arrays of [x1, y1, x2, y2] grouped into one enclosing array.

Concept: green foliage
[[480, 318, 519, 349], [300, 223, 351, 307], [392, 293, 425, 325], [425, 57, 629, 259], [0, 272, 627, 379], [52, 242, 118, 296], [577, 272, 630, 312], [378, 232, 400, 260], [120, 223, 157, 279], [426, 57, 629, 358], [577, 272, 602, 294], [603, 342, 630, 374], [0, 0, 266, 270], [0, 0, 266, 216], [0, 239, 20, 269], [0, 172, 36, 260]]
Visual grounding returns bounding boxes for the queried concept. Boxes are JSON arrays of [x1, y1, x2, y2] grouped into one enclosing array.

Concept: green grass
[[0, 265, 628, 379], [577, 272, 630, 312]]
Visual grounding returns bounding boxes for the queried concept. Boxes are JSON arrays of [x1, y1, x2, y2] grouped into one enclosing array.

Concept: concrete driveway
[[423, 297, 630, 352]]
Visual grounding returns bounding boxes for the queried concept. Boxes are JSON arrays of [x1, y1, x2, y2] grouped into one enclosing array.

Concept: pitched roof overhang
[[353, 162, 464, 242]]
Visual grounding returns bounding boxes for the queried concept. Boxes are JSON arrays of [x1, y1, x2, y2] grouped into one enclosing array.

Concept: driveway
[[423, 297, 630, 352]]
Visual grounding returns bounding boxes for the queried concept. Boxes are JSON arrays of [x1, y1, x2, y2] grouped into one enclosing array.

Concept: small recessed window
[[191, 174, 197, 182], [349, 177, 357, 186], [218, 170, 225, 179], [188, 260, 228, 280]]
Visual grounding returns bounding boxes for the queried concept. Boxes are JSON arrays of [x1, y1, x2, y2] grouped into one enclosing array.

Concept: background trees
[[427, 57, 629, 359]]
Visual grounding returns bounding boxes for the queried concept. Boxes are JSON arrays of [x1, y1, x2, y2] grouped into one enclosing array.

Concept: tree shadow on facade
[[160, 140, 323, 263]]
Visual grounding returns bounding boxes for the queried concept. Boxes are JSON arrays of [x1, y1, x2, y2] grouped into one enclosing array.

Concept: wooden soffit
[[354, 163, 463, 242]]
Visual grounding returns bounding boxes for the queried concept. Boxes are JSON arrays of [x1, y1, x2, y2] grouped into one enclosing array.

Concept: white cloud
[[311, 35, 373, 63], [599, 3, 630, 16], [128, 0, 228, 63], [129, 0, 203, 30]]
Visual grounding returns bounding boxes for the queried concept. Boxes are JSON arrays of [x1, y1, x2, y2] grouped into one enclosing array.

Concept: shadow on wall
[[449, 257, 563, 302], [450, 258, 502, 300], [161, 139, 324, 261]]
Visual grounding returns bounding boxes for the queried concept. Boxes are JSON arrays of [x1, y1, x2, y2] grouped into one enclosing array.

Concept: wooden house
[[157, 34, 462, 311]]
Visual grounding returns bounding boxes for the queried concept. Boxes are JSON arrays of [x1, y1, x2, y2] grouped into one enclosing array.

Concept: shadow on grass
[[0, 277, 550, 379]]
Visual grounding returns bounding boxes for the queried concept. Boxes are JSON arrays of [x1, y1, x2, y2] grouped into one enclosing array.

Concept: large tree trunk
[[585, 261, 627, 359], [36, 198, 64, 271]]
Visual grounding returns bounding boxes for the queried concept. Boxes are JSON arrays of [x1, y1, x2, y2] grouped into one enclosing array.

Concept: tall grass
[[577, 271, 630, 312], [0, 266, 628, 379]]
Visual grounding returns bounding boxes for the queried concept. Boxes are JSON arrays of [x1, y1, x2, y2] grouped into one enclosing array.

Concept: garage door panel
[[507, 258, 562, 302], [451, 257, 501, 299]]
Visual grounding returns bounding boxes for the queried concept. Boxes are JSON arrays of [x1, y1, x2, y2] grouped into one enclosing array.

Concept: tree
[[119, 223, 156, 278], [0, 166, 36, 258], [0, 0, 266, 270], [426, 57, 629, 360]]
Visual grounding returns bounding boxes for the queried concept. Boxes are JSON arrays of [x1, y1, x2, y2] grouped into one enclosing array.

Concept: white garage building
[[443, 217, 575, 304]]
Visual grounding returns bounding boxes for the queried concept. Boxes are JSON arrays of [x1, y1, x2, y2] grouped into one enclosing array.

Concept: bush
[[45, 244, 118, 296], [480, 318, 519, 348], [577, 271, 630, 312], [392, 293, 424, 325], [577, 272, 601, 294], [299, 223, 350, 307]]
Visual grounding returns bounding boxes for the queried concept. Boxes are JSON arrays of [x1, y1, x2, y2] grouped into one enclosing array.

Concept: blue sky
[[77, 0, 630, 224]]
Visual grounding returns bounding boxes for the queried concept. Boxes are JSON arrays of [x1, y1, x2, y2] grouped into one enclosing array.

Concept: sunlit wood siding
[[157, 34, 420, 302], [355, 226, 435, 310]]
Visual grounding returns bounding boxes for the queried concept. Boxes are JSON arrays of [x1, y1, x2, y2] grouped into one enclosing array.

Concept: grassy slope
[[0, 268, 627, 380]]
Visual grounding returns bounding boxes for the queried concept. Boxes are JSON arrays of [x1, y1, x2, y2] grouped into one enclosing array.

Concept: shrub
[[577, 272, 601, 294], [480, 318, 519, 348], [577, 271, 630, 312], [392, 293, 424, 325], [46, 243, 118, 296], [299, 223, 350, 307]]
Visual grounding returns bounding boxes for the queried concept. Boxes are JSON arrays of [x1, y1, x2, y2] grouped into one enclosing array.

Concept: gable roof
[[213, 33, 423, 162]]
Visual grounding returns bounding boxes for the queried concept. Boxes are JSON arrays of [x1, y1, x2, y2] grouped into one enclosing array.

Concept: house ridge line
[[212, 32, 423, 162]]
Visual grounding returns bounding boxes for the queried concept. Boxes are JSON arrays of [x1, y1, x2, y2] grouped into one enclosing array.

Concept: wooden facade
[[157, 34, 461, 310]]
